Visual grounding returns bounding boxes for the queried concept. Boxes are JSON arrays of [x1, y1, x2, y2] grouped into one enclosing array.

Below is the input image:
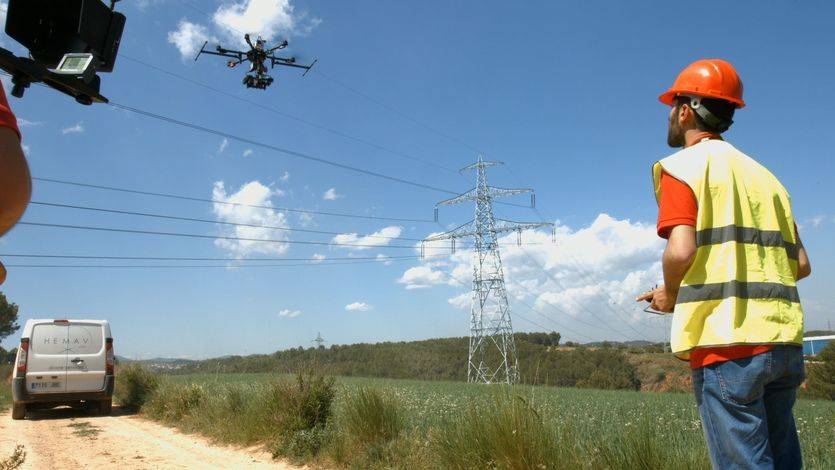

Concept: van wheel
[[11, 402, 25, 420], [98, 399, 112, 416]]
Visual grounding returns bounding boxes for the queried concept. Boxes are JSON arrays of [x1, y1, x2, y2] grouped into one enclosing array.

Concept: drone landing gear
[[243, 74, 274, 90]]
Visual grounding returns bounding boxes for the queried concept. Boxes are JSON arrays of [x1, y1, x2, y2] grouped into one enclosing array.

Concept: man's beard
[[667, 110, 685, 148]]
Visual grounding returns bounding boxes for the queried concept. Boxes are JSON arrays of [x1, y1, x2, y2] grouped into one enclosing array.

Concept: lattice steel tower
[[424, 156, 553, 384]]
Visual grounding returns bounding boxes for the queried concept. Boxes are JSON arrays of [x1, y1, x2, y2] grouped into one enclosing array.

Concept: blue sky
[[1, 0, 833, 358]]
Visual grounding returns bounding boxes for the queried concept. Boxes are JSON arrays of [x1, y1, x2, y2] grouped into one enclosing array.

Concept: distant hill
[[174, 333, 671, 391], [117, 356, 197, 371]]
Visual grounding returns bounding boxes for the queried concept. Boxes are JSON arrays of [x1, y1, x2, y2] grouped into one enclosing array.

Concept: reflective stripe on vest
[[652, 140, 804, 360]]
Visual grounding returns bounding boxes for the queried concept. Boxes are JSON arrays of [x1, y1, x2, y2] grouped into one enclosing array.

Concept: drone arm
[[193, 41, 209, 61], [266, 40, 288, 54], [199, 49, 246, 61]]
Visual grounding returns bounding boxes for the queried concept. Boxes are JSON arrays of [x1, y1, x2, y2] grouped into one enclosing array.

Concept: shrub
[[144, 383, 205, 422], [266, 371, 336, 459], [342, 387, 404, 447], [433, 391, 560, 469], [805, 342, 835, 400], [114, 364, 159, 410]]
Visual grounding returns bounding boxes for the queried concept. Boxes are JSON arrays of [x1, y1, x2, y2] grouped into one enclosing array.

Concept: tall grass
[[266, 371, 336, 459], [135, 373, 833, 469], [434, 391, 563, 469], [341, 387, 404, 446], [114, 364, 159, 410]]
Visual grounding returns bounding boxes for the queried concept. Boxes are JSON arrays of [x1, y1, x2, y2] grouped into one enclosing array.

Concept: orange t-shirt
[[0, 81, 20, 139], [656, 170, 773, 369]]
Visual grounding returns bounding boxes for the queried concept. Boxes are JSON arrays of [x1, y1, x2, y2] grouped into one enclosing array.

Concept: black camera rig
[[0, 0, 126, 105]]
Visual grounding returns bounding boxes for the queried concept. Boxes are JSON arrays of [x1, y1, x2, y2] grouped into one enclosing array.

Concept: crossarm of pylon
[[494, 218, 554, 232], [486, 186, 534, 199], [423, 220, 476, 242], [460, 159, 503, 172], [436, 189, 477, 206]]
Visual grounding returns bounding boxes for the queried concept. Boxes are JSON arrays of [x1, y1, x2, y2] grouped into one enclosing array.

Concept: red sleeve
[[657, 171, 697, 239], [0, 81, 21, 140]]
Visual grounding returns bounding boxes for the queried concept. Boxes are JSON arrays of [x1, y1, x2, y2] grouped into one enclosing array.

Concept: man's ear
[[678, 103, 697, 128]]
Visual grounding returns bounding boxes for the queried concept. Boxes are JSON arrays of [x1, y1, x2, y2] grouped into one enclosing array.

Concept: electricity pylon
[[312, 332, 325, 348], [423, 156, 553, 384]]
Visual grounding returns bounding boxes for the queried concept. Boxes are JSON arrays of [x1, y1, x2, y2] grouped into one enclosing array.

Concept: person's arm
[[0, 126, 29, 285], [796, 232, 811, 281], [661, 224, 697, 296], [637, 225, 696, 312], [0, 126, 29, 237]]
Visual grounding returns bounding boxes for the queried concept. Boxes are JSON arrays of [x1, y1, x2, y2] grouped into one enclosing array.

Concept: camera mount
[[0, 0, 125, 105]]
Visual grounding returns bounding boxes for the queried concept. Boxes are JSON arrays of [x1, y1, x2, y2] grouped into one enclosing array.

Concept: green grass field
[[162, 373, 835, 469]]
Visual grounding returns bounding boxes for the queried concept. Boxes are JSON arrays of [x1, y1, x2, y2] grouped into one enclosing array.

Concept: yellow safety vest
[[652, 140, 804, 360]]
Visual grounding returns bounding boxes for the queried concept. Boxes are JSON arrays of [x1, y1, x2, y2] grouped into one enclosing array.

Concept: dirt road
[[0, 406, 302, 469]]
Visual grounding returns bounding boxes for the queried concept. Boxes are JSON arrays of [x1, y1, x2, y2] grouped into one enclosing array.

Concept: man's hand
[[636, 284, 677, 313]]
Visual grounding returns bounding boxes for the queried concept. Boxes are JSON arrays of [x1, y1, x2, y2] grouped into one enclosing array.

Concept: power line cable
[[525, 206, 655, 337], [119, 54, 460, 175], [519, 248, 644, 341], [107, 101, 460, 196], [313, 69, 483, 154], [32, 177, 433, 224], [3, 259, 413, 269], [0, 253, 420, 262], [445, 274, 595, 342], [175, 0, 481, 155], [29, 201, 425, 242], [17, 221, 445, 250], [504, 276, 636, 340]]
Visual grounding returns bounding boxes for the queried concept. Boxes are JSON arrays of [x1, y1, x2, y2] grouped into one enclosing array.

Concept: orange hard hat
[[659, 59, 745, 108]]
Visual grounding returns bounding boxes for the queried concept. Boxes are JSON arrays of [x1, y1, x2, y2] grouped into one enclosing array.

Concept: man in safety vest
[[637, 59, 811, 469]]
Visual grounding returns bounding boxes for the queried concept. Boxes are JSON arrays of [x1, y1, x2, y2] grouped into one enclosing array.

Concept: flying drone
[[194, 34, 316, 90]]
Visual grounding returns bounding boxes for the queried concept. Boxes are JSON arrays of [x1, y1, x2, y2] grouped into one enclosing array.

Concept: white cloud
[[278, 309, 301, 318], [213, 0, 321, 44], [212, 180, 290, 257], [0, 3, 7, 30], [398, 265, 446, 289], [322, 188, 343, 201], [448, 292, 470, 310], [168, 20, 214, 59], [168, 0, 320, 59], [311, 253, 326, 262], [280, 171, 290, 182], [810, 215, 826, 228], [332, 226, 402, 250], [400, 214, 667, 342], [21, 144, 29, 156], [135, 0, 166, 11], [376, 254, 393, 266], [345, 302, 372, 312], [297, 212, 314, 227], [218, 138, 229, 154], [61, 122, 84, 134], [17, 118, 42, 127], [242, 149, 254, 157]]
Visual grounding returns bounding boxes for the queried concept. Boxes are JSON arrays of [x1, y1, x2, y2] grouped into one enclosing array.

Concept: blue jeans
[[691, 345, 805, 470]]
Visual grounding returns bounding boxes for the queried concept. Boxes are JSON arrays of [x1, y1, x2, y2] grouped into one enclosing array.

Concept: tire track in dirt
[[0, 406, 303, 469]]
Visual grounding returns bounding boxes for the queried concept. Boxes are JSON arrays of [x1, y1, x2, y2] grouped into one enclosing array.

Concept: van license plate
[[30, 381, 61, 390]]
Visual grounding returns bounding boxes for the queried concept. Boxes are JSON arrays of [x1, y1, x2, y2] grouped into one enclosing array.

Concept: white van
[[11, 319, 115, 419]]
